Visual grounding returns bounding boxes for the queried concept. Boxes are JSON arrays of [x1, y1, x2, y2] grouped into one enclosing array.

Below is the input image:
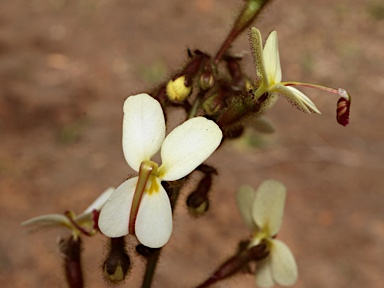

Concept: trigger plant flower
[[21, 187, 114, 238], [250, 27, 351, 126], [98, 93, 222, 248], [236, 180, 298, 287]]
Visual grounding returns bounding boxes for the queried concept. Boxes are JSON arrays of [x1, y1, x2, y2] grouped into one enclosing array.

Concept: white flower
[[21, 187, 114, 237], [236, 180, 298, 288], [98, 93, 222, 248], [250, 27, 320, 114]]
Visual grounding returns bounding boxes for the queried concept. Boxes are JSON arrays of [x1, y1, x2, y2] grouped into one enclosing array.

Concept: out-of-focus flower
[[98, 93, 222, 248], [21, 187, 114, 238], [250, 27, 351, 125], [237, 180, 297, 287]]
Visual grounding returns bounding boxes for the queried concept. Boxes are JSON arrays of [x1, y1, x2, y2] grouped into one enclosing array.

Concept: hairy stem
[[60, 236, 83, 288]]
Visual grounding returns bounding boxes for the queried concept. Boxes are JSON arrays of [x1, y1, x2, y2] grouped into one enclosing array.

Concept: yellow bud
[[166, 76, 191, 101]]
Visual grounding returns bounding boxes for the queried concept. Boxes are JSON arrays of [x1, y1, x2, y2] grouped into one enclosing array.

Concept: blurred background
[[0, 0, 383, 287]]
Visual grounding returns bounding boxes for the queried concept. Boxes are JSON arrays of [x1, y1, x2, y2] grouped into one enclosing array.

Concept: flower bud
[[202, 93, 222, 116], [336, 89, 351, 126], [198, 72, 215, 90], [187, 193, 209, 217], [187, 174, 212, 217], [102, 237, 130, 284], [166, 76, 191, 101]]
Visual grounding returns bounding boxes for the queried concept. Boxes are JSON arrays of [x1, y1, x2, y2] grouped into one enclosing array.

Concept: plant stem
[[60, 236, 84, 288], [141, 248, 161, 288], [214, 0, 271, 64]]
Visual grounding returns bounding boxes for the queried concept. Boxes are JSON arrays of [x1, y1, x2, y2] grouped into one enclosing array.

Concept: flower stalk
[[60, 236, 84, 288], [196, 242, 268, 288], [214, 0, 271, 63]]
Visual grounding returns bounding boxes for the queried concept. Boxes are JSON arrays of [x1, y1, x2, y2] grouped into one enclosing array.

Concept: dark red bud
[[336, 97, 350, 126]]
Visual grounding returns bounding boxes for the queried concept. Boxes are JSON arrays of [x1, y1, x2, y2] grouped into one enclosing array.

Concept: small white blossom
[[21, 187, 114, 237], [236, 180, 298, 288], [250, 27, 321, 114], [98, 93, 222, 248]]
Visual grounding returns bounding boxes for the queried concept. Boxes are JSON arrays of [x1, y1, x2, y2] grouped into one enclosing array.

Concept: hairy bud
[[102, 237, 130, 284]]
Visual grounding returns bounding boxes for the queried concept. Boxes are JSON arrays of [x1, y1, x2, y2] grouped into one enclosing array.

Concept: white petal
[[255, 257, 274, 288], [273, 85, 321, 114], [83, 187, 115, 214], [252, 179, 286, 236], [122, 93, 166, 171], [21, 214, 71, 229], [263, 31, 282, 84], [270, 239, 298, 286], [159, 117, 222, 181], [135, 178, 172, 248], [98, 178, 137, 238], [236, 185, 257, 231], [250, 27, 268, 87]]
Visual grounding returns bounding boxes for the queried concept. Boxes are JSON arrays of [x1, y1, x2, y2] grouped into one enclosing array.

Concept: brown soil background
[[1, 0, 383, 287]]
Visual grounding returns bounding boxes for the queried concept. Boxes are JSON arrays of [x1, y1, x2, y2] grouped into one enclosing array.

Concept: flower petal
[[273, 85, 321, 114], [250, 27, 268, 87], [135, 179, 172, 248], [98, 178, 137, 238], [263, 31, 282, 84], [21, 214, 71, 230], [159, 117, 222, 181], [270, 239, 298, 286], [83, 187, 115, 214], [252, 179, 286, 236], [122, 93, 166, 171], [255, 257, 274, 288], [236, 185, 257, 231]]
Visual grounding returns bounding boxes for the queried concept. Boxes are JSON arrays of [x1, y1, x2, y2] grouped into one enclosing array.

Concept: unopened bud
[[336, 89, 351, 127], [166, 76, 191, 101], [198, 72, 215, 90], [202, 93, 222, 116], [187, 194, 209, 217], [103, 237, 130, 284], [187, 174, 212, 217]]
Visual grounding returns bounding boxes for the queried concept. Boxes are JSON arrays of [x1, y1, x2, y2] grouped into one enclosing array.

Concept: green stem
[[214, 0, 271, 64], [188, 92, 203, 119], [141, 248, 161, 288]]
